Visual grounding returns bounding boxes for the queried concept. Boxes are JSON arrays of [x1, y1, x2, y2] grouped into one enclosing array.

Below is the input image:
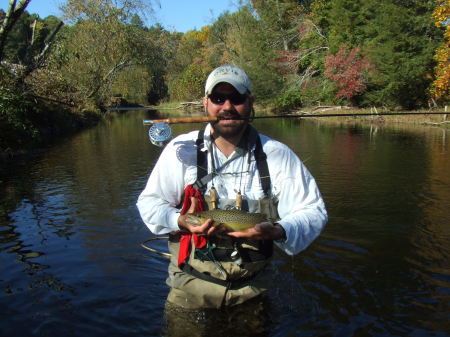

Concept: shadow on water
[[1, 109, 449, 336]]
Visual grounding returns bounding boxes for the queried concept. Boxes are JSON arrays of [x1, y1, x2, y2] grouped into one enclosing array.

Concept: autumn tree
[[430, 0, 450, 102], [324, 45, 370, 104], [321, 0, 441, 108], [168, 62, 208, 101], [167, 30, 202, 74], [166, 27, 211, 101], [268, 0, 331, 108]]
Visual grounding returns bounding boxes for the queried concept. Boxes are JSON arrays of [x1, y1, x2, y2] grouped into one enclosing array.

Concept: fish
[[185, 209, 269, 232]]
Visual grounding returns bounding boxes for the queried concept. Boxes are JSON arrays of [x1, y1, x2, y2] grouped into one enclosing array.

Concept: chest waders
[[167, 125, 279, 309]]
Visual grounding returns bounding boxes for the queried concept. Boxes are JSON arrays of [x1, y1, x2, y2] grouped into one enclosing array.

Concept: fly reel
[[148, 122, 172, 147]]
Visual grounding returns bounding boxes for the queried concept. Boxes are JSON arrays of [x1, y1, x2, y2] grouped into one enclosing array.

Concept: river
[[1, 110, 449, 336]]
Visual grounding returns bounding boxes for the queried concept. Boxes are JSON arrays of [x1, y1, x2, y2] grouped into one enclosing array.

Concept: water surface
[[1, 111, 449, 336]]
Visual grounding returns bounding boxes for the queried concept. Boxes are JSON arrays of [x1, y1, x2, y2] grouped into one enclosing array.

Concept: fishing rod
[[144, 111, 449, 146]]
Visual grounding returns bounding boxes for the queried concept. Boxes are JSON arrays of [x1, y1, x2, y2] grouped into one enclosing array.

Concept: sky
[[0, 0, 239, 32]]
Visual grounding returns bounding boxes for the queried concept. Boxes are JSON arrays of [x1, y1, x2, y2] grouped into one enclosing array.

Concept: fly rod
[[143, 111, 448, 125], [144, 111, 448, 146]]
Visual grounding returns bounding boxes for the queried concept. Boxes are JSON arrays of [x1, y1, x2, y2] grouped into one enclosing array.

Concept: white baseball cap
[[205, 65, 253, 96]]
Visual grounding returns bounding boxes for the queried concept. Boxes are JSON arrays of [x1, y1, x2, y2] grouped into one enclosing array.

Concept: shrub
[[274, 89, 302, 112], [0, 86, 40, 150]]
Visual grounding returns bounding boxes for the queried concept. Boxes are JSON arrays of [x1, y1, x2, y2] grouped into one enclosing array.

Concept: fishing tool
[[230, 244, 243, 267], [208, 186, 218, 210], [235, 192, 243, 210], [147, 122, 172, 147], [143, 111, 449, 147], [195, 242, 227, 278]]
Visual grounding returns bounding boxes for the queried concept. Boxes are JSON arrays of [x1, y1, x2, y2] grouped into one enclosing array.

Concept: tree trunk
[[0, 0, 31, 62]]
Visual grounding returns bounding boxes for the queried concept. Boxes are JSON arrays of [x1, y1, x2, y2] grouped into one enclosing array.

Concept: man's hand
[[177, 197, 219, 236], [227, 222, 286, 241]]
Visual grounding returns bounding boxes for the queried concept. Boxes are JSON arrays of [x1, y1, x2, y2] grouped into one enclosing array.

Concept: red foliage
[[324, 46, 370, 100], [275, 50, 299, 75]]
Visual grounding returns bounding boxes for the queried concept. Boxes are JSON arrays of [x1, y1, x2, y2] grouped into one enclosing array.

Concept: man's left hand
[[227, 222, 286, 241]]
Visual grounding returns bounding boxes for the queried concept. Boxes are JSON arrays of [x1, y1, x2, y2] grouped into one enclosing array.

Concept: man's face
[[203, 82, 253, 139]]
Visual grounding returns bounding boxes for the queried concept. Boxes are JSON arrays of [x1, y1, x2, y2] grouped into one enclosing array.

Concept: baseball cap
[[205, 65, 252, 96]]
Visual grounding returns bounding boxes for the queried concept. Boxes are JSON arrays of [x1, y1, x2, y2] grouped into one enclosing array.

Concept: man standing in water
[[137, 65, 327, 310]]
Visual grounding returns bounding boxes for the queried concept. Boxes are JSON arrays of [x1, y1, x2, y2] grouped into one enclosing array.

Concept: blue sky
[[0, 0, 238, 32]]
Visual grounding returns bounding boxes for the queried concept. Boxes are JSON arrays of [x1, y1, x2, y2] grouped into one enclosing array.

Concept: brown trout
[[185, 209, 268, 232]]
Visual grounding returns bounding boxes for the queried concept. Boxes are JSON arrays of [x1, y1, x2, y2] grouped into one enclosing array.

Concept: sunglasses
[[208, 92, 248, 105]]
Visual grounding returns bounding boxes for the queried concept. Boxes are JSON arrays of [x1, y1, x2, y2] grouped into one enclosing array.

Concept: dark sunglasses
[[208, 92, 248, 105]]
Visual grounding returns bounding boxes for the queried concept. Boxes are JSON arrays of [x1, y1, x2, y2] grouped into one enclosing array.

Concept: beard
[[211, 110, 249, 139]]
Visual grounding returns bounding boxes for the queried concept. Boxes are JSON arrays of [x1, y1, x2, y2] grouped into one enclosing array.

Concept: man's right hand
[[177, 197, 216, 235]]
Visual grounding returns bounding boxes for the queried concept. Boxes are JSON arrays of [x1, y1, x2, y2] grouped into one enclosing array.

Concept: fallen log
[[293, 105, 353, 115]]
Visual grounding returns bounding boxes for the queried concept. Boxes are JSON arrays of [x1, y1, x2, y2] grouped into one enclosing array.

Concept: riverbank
[[3, 100, 447, 164], [0, 93, 102, 163], [289, 107, 449, 128]]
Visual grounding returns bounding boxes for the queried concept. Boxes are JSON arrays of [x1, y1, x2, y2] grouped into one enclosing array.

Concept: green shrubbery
[[274, 89, 303, 112], [0, 86, 41, 150], [0, 79, 100, 153]]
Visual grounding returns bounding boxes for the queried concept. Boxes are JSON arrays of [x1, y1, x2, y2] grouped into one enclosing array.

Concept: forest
[[0, 0, 449, 151]]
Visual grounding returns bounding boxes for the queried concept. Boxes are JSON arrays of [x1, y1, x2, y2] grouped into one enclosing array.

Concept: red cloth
[[178, 184, 207, 267]]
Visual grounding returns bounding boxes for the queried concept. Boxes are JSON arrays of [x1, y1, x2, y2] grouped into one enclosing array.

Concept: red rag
[[178, 184, 207, 266]]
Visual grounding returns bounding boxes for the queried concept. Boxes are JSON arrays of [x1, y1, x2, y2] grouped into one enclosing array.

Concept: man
[[137, 65, 327, 309]]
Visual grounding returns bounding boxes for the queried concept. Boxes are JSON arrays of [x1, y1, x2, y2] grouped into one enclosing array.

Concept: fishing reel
[[148, 122, 172, 147], [144, 116, 214, 147]]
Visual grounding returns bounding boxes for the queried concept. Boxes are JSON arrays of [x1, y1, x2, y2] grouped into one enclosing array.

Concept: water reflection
[[0, 110, 449, 336]]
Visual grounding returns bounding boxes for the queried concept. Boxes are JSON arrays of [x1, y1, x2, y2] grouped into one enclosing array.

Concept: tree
[[322, 0, 441, 108], [168, 62, 208, 101], [1, 2, 64, 84], [50, 0, 159, 108], [165, 27, 211, 101], [208, 5, 283, 100], [324, 45, 370, 103], [327, 0, 372, 52], [363, 0, 441, 108], [430, 0, 450, 102], [130, 13, 144, 28], [252, 0, 304, 51], [168, 29, 206, 75]]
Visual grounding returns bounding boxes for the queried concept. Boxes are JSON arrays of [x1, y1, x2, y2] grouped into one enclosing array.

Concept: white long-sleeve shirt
[[137, 124, 327, 255]]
